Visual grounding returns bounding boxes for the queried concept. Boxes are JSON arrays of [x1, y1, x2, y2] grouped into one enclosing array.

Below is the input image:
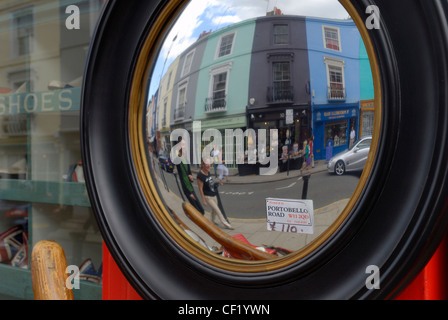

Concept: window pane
[[218, 34, 234, 57], [274, 24, 288, 44], [324, 27, 340, 50]]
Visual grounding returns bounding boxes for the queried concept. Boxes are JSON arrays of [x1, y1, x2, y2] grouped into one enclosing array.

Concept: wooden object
[[182, 202, 276, 261], [31, 240, 74, 300]]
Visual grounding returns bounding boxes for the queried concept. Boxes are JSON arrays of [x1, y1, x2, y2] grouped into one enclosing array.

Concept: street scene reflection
[[145, 0, 376, 260]]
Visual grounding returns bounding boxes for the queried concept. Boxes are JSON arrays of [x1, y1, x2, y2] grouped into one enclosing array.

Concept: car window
[[357, 139, 371, 149]]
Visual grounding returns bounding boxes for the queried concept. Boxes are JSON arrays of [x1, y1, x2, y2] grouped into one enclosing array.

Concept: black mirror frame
[[81, 0, 448, 299]]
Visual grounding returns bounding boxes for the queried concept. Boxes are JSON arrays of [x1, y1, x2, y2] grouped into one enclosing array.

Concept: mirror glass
[[144, 0, 377, 261]]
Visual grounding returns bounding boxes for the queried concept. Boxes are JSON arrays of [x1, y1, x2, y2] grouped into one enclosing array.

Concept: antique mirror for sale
[[138, 0, 380, 270], [81, 0, 448, 299]]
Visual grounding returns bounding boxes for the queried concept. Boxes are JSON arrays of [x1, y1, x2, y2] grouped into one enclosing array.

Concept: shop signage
[[316, 108, 357, 122], [266, 198, 314, 234], [286, 109, 293, 125], [361, 99, 375, 109], [0, 87, 81, 116], [199, 115, 247, 130]]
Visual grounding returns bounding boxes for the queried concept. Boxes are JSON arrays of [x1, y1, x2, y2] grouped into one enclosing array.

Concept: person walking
[[349, 126, 356, 149], [217, 153, 230, 183], [176, 140, 204, 215], [211, 145, 220, 178], [300, 139, 311, 175], [309, 135, 315, 168], [197, 157, 233, 230]]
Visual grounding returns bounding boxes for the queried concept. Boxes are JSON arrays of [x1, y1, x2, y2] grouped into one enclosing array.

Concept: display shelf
[[0, 180, 90, 207], [0, 264, 101, 300]]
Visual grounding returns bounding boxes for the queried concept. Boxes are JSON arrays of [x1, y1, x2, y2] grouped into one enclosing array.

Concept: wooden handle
[[31, 240, 74, 300], [182, 202, 276, 261]]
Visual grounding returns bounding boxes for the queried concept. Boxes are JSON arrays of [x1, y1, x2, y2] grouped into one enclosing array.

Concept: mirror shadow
[[144, 0, 377, 262]]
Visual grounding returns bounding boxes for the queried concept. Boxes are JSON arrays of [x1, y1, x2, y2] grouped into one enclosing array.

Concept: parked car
[[327, 136, 372, 175], [158, 151, 174, 173]]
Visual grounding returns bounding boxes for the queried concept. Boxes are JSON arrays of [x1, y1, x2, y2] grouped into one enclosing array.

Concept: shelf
[[0, 180, 90, 207], [0, 264, 101, 300]]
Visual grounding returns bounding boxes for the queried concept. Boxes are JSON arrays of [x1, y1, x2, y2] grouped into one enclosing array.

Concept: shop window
[[325, 120, 348, 147], [361, 110, 375, 137], [0, 0, 104, 300]]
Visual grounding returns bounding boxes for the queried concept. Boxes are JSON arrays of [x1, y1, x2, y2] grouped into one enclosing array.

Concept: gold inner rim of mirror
[[129, 0, 382, 272]]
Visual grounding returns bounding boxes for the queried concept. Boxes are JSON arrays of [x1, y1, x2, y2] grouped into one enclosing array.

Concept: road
[[158, 167, 361, 220]]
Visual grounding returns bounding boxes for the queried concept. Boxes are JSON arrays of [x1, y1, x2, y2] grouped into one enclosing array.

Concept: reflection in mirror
[[144, 0, 376, 261]]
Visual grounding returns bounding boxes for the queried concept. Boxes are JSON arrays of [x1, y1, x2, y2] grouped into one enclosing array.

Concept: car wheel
[[335, 160, 346, 176]]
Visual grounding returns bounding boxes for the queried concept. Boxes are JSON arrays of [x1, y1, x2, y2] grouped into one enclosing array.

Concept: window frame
[[273, 23, 289, 45], [322, 25, 341, 52], [181, 49, 195, 77], [10, 6, 35, 58], [207, 62, 232, 112], [324, 56, 346, 100], [175, 80, 188, 121], [215, 31, 236, 59]]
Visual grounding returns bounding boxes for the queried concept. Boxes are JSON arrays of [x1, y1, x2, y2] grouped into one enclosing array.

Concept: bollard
[[302, 174, 310, 199]]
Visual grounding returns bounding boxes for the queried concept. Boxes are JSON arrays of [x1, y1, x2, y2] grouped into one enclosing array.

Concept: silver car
[[327, 136, 372, 175]]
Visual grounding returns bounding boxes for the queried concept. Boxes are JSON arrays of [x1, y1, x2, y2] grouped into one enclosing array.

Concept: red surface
[[102, 234, 448, 300], [102, 243, 142, 300], [395, 234, 448, 300]]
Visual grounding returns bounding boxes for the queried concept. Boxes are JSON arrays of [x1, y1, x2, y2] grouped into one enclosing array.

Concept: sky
[[148, 0, 350, 98]]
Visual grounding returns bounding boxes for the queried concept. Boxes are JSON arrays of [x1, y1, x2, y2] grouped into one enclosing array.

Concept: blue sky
[[148, 0, 349, 98]]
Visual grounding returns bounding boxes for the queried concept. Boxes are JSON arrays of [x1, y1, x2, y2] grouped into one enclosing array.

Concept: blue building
[[306, 17, 364, 160]]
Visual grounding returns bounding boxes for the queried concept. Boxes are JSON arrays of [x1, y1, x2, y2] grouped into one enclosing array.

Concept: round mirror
[[142, 0, 379, 268], [82, 0, 448, 299]]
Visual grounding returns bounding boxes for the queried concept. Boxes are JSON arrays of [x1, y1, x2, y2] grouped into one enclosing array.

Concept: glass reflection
[[145, 0, 376, 260]]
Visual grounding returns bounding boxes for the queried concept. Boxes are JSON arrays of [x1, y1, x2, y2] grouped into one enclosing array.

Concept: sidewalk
[[155, 159, 350, 257], [190, 160, 329, 184]]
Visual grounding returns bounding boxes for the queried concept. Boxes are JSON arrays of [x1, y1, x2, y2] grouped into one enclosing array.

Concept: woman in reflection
[[197, 157, 234, 230], [300, 139, 311, 175], [176, 139, 204, 215], [309, 135, 315, 168]]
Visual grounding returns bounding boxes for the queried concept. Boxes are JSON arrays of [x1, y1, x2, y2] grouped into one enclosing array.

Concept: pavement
[[190, 159, 329, 184], [155, 159, 350, 259]]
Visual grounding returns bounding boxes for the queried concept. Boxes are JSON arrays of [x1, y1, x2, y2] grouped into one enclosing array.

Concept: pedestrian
[[211, 145, 220, 178], [309, 135, 315, 168], [197, 157, 233, 230], [349, 126, 356, 148], [217, 153, 230, 183], [300, 139, 311, 175], [176, 139, 204, 215]]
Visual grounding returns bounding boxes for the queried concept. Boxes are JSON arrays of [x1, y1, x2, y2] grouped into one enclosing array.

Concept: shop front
[[0, 0, 104, 299], [248, 105, 310, 169], [313, 104, 359, 161], [360, 99, 375, 138], [194, 115, 247, 170]]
